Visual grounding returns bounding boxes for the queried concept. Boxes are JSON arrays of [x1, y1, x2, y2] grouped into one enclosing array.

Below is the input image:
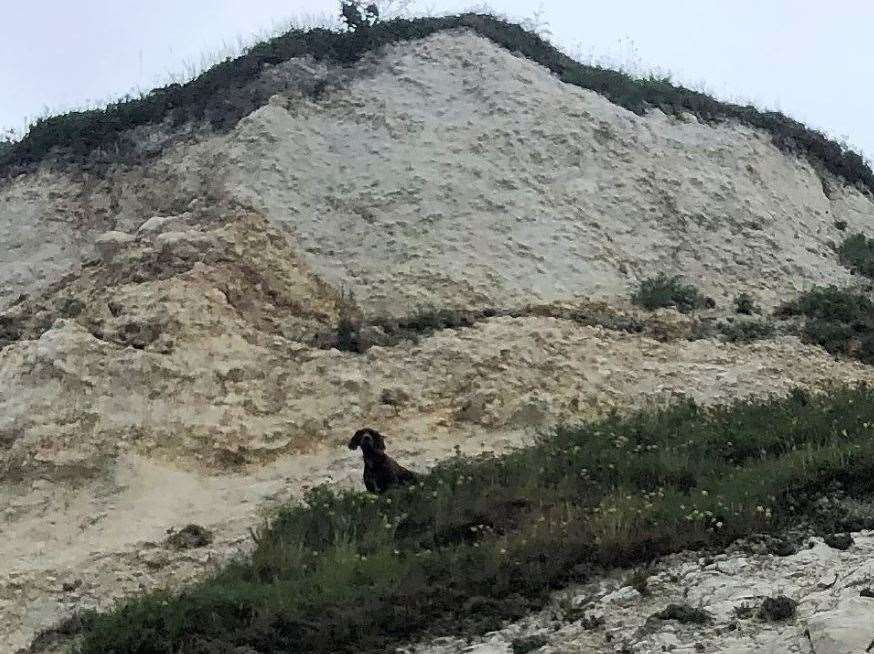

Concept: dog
[[348, 428, 416, 493]]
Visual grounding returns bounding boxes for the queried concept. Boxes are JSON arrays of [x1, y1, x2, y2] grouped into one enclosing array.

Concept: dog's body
[[348, 428, 416, 493]]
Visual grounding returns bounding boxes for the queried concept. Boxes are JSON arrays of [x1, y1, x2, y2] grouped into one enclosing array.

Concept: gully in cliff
[[348, 427, 417, 493]]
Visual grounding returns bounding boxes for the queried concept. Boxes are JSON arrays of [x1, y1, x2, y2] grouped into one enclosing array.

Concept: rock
[[94, 231, 135, 261], [153, 230, 216, 255], [601, 586, 642, 607], [758, 595, 797, 621], [824, 533, 854, 550], [806, 598, 874, 654], [137, 214, 188, 235], [715, 557, 748, 575]]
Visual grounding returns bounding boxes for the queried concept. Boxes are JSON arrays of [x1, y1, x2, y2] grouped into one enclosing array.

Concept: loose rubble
[[404, 532, 874, 654]]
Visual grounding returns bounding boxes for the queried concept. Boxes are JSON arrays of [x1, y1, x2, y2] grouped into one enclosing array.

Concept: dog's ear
[[369, 429, 386, 451], [348, 430, 364, 450]]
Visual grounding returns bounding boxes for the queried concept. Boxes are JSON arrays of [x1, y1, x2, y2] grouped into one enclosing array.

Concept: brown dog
[[348, 428, 416, 493]]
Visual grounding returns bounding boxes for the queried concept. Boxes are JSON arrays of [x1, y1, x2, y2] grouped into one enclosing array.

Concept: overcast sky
[[2, 1, 871, 157]]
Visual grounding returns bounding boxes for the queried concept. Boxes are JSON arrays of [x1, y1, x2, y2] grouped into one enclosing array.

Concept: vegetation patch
[[651, 604, 712, 624], [838, 233, 874, 278], [317, 299, 648, 353], [714, 318, 776, 344], [74, 386, 874, 653], [2, 14, 872, 194], [631, 273, 712, 313], [757, 595, 797, 622], [511, 635, 548, 654], [777, 286, 874, 363], [733, 292, 758, 315]]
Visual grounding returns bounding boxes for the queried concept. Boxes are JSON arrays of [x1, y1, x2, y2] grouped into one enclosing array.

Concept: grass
[[72, 386, 874, 654], [631, 273, 712, 313], [838, 233, 874, 279], [2, 13, 872, 194], [778, 285, 874, 363]]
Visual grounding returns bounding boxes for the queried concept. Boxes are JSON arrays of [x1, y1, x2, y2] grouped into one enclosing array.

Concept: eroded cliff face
[[1, 29, 873, 653], [3, 31, 873, 316]]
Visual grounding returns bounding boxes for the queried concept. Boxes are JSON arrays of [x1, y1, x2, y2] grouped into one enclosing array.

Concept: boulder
[[94, 231, 135, 261], [806, 598, 874, 654]]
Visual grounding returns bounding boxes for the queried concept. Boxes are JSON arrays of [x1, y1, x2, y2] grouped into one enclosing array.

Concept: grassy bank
[[3, 14, 872, 193], [72, 386, 874, 654]]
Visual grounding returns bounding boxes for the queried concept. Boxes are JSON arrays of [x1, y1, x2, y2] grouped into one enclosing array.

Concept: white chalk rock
[[806, 597, 874, 654], [94, 231, 135, 261]]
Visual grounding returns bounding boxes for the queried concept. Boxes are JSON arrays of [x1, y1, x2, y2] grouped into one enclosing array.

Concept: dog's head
[[348, 428, 386, 452]]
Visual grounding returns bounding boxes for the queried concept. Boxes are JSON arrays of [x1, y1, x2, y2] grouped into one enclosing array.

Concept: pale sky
[[2, 1, 872, 158]]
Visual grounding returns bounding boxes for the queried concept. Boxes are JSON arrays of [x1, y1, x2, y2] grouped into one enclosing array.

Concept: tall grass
[[73, 386, 874, 654]]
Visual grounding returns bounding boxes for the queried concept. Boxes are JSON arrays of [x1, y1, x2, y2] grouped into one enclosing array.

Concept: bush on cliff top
[[2, 13, 872, 195]]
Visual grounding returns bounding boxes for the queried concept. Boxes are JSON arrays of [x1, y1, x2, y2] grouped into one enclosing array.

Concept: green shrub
[[834, 220, 848, 231], [632, 274, 711, 313], [75, 387, 874, 653], [838, 233, 874, 278], [512, 635, 548, 654], [778, 285, 874, 323], [733, 292, 757, 315], [778, 286, 874, 363], [718, 319, 775, 343]]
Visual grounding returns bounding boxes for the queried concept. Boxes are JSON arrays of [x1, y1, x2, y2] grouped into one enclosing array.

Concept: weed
[[834, 220, 848, 231], [838, 233, 874, 278], [632, 274, 711, 313], [734, 292, 757, 315], [717, 319, 776, 343], [758, 596, 796, 621], [74, 386, 874, 653], [622, 568, 650, 596], [652, 604, 711, 624], [778, 286, 874, 363], [511, 635, 548, 654]]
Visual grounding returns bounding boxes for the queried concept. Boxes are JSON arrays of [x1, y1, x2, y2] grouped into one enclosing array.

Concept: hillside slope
[[1, 23, 873, 654]]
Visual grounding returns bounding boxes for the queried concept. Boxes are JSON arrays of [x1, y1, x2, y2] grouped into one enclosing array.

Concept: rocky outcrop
[[406, 532, 874, 654]]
